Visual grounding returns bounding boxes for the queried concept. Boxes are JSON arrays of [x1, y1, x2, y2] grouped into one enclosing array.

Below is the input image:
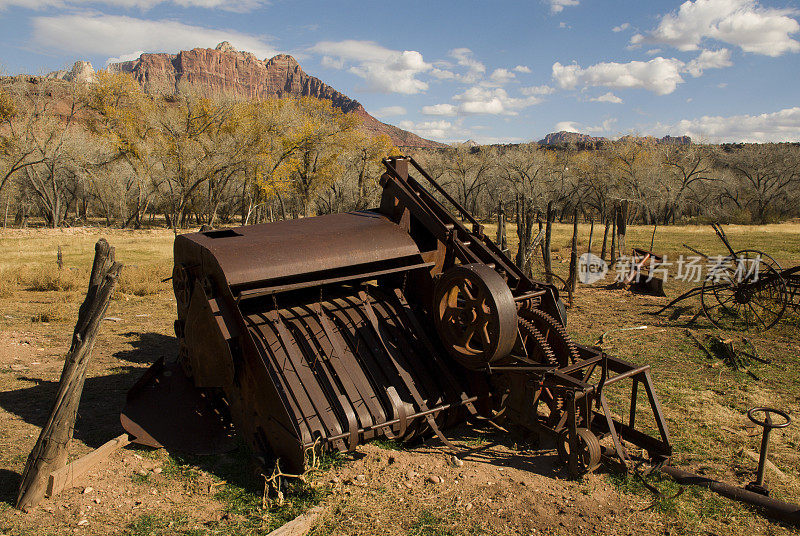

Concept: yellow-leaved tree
[[267, 97, 360, 217]]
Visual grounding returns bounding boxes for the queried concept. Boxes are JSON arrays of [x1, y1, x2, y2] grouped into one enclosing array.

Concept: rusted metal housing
[[124, 156, 672, 477]]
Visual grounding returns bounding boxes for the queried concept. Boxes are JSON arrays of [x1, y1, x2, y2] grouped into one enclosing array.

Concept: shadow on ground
[[0, 332, 175, 451], [113, 331, 177, 364], [0, 469, 21, 507]]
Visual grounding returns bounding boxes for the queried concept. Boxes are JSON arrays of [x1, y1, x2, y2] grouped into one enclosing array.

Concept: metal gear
[[514, 317, 558, 366], [519, 308, 581, 366]]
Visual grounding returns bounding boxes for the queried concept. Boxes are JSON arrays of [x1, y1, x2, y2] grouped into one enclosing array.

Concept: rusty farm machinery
[[654, 223, 799, 331], [121, 156, 672, 479]]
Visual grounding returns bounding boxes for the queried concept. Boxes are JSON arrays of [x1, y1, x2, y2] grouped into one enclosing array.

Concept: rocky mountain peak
[[215, 41, 236, 53], [46, 60, 96, 84], [264, 54, 301, 72]]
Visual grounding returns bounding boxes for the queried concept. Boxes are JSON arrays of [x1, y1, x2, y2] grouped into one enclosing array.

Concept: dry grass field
[[0, 223, 799, 536]]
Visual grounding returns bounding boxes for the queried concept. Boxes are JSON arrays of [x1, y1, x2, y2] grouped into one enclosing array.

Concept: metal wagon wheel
[[701, 250, 787, 331]]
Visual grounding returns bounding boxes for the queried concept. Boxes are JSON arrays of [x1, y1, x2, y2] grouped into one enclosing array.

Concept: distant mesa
[[101, 43, 445, 149], [539, 130, 691, 147]]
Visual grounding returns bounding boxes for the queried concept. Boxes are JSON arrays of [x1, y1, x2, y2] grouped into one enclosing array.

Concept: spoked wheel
[[557, 428, 602, 474], [433, 263, 518, 369], [701, 250, 787, 331]]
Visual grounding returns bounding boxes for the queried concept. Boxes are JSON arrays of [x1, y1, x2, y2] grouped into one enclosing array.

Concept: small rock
[[77, 519, 88, 526], [355, 474, 366, 482], [404, 481, 414, 489], [451, 456, 464, 467], [134, 454, 142, 460], [153, 467, 162, 474], [426, 475, 441, 484], [10, 364, 26, 371], [82, 487, 93, 494], [93, 498, 100, 504], [150, 489, 158, 495], [406, 470, 418, 479], [465, 502, 473, 511], [137, 470, 148, 476]]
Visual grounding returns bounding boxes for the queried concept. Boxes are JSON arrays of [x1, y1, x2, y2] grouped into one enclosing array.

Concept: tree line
[[1, 74, 799, 233]]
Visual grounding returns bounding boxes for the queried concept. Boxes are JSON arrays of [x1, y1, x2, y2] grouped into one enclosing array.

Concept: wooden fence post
[[496, 200, 507, 252], [16, 239, 123, 511], [543, 201, 554, 284], [567, 208, 579, 305]]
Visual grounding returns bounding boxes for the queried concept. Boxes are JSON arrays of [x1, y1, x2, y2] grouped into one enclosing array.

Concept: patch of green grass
[[408, 509, 453, 536], [607, 472, 683, 515], [131, 472, 151, 484], [162, 454, 202, 482], [126, 514, 168, 536], [372, 438, 406, 451]]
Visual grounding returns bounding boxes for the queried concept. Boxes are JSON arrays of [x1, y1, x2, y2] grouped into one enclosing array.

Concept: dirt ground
[[1, 225, 799, 536]]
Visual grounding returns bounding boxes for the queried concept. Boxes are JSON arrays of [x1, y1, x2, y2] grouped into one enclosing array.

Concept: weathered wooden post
[[16, 239, 122, 511], [567, 208, 579, 305], [600, 212, 610, 261], [617, 200, 629, 258], [496, 200, 507, 253], [543, 201, 554, 284], [610, 206, 618, 265]]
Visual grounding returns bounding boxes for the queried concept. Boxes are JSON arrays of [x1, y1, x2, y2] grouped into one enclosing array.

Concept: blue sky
[[0, 0, 798, 144]]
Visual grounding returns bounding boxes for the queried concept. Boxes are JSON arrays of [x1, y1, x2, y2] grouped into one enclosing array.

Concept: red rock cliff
[[108, 43, 444, 148]]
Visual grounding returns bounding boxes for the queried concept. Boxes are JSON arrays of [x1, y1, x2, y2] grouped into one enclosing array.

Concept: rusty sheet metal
[[175, 211, 422, 289]]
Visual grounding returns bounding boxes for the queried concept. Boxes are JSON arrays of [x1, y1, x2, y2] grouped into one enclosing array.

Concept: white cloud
[[552, 57, 686, 95], [636, 0, 800, 57], [548, 0, 578, 14], [424, 86, 543, 117], [0, 0, 263, 11], [612, 22, 630, 32], [396, 119, 469, 141], [309, 40, 430, 94], [107, 50, 144, 64], [430, 67, 457, 80], [448, 48, 486, 83], [513, 65, 532, 73], [646, 48, 663, 55], [485, 68, 516, 86], [685, 48, 732, 76], [555, 121, 580, 132], [552, 48, 733, 96], [554, 118, 618, 134], [453, 86, 542, 115], [590, 92, 623, 103], [521, 85, 555, 95], [655, 106, 800, 142], [372, 106, 406, 118], [422, 103, 458, 116], [32, 15, 277, 60]]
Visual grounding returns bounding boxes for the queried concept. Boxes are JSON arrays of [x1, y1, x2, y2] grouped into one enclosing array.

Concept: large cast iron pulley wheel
[[433, 263, 518, 369], [701, 249, 787, 331], [557, 428, 602, 474]]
